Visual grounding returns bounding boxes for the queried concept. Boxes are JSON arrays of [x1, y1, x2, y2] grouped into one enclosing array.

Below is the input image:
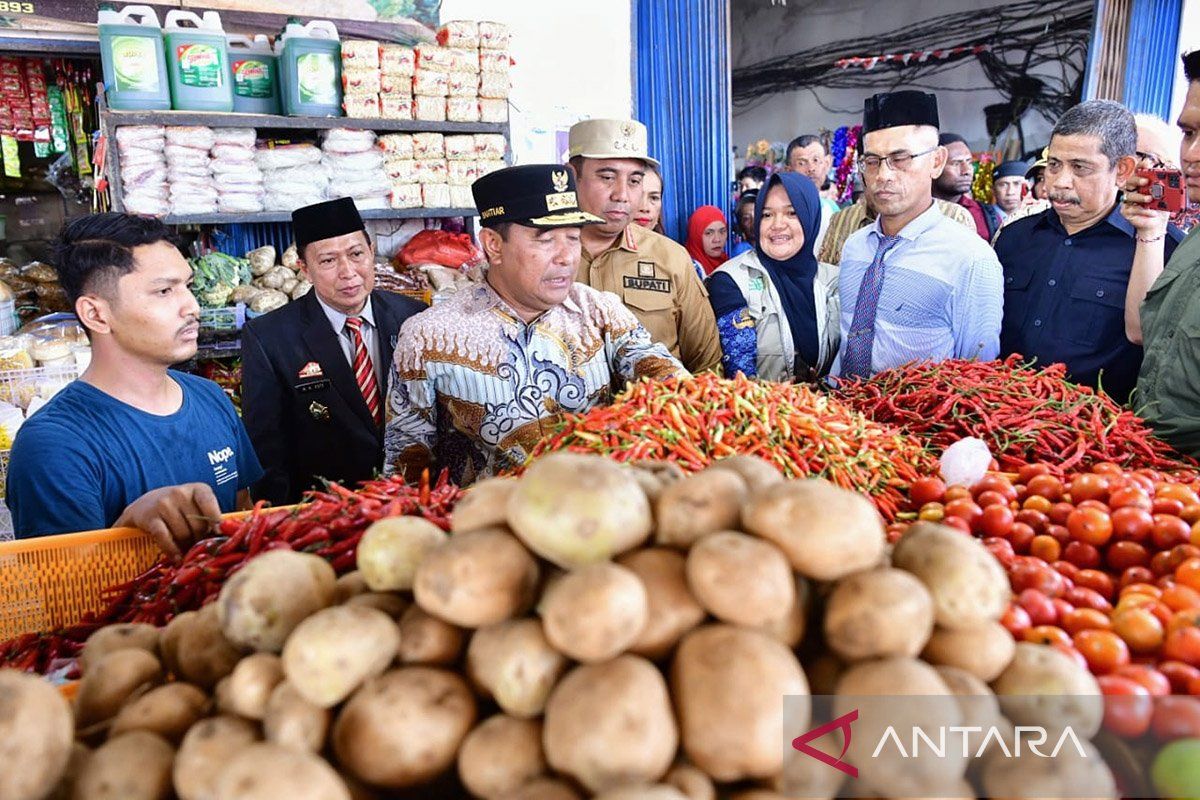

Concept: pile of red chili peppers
[[836, 355, 1192, 474], [0, 472, 461, 674], [528, 372, 933, 518]]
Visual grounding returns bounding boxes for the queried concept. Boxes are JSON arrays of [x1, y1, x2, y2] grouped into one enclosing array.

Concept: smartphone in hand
[[1136, 168, 1187, 213]]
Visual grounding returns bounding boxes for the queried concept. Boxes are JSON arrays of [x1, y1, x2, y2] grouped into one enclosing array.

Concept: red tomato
[[1049, 502, 1076, 526], [1046, 523, 1071, 546], [1163, 585, 1200, 612], [1111, 607, 1166, 653], [1153, 515, 1193, 551], [1159, 483, 1200, 507], [1017, 589, 1058, 627], [1018, 463, 1053, 484], [1112, 506, 1154, 543], [1068, 507, 1114, 547], [945, 498, 984, 526], [1151, 696, 1200, 741], [976, 504, 1015, 538], [1107, 541, 1151, 572], [1054, 560, 1081, 581], [1075, 569, 1116, 601], [974, 474, 1018, 503], [1010, 557, 1066, 597], [1030, 534, 1062, 563], [1071, 473, 1112, 503], [1113, 664, 1172, 697], [1026, 625, 1071, 646], [1181, 504, 1200, 525], [1191, 519, 1200, 547], [1098, 675, 1153, 738], [1028, 475, 1065, 502], [909, 477, 947, 507], [1160, 661, 1200, 693], [1110, 487, 1153, 511], [982, 537, 1016, 569], [1163, 626, 1200, 666], [1170, 545, 1200, 572], [1065, 586, 1113, 613], [1121, 566, 1157, 589], [975, 490, 1009, 509], [1078, 499, 1113, 515], [942, 515, 971, 534], [1064, 540, 1103, 570], [1152, 551, 1176, 576], [1001, 604, 1032, 638], [1023, 494, 1054, 514], [1074, 629, 1131, 674], [1154, 498, 1187, 517], [1009, 522, 1036, 554], [1063, 607, 1112, 635], [944, 485, 973, 502], [1015, 509, 1050, 534], [1093, 462, 1124, 477], [1177, 558, 1200, 592]]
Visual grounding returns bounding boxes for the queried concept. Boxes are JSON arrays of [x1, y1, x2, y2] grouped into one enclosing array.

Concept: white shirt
[[314, 293, 384, 388]]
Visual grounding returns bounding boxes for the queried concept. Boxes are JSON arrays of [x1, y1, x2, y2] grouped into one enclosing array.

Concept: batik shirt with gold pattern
[[384, 281, 687, 485]]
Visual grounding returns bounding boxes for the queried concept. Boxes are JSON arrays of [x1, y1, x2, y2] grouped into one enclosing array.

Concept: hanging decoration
[[971, 155, 997, 204], [834, 45, 989, 71], [831, 124, 860, 205]]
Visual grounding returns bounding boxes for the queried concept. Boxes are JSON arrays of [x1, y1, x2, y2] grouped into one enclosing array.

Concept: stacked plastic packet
[[322, 128, 390, 210], [211, 128, 263, 214], [165, 126, 217, 216], [257, 142, 326, 213], [115, 125, 169, 216]]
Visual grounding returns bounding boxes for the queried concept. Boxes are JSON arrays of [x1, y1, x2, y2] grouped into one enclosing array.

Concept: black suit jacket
[[241, 289, 425, 505]]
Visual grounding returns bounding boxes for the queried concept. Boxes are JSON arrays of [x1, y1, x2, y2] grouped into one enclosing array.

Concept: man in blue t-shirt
[[6, 213, 263, 555]]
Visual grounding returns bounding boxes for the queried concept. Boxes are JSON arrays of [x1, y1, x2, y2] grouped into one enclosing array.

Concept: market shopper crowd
[[5, 50, 1200, 553]]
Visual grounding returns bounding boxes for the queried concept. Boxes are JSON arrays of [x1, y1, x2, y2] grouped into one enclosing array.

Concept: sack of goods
[[211, 128, 263, 214], [258, 143, 327, 213], [165, 126, 216, 216], [116, 125, 169, 216], [321, 128, 389, 208]]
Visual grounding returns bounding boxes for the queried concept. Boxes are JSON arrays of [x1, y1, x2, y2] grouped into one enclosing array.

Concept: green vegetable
[[190, 252, 251, 309], [1152, 738, 1200, 799]]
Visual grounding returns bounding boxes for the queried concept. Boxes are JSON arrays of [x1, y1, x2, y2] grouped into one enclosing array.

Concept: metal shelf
[[104, 108, 508, 135], [163, 207, 477, 225]]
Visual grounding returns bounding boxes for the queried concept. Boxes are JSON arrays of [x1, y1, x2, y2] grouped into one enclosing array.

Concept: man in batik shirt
[[384, 164, 687, 484]]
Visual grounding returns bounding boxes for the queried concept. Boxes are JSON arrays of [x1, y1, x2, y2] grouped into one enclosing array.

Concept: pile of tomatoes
[[898, 463, 1200, 740]]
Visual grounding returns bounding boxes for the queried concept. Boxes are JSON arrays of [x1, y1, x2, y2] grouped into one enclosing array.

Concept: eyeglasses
[[1136, 151, 1167, 169], [860, 147, 938, 174]]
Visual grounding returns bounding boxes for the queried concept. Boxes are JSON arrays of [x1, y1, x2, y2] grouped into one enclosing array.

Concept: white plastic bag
[[939, 437, 993, 488], [211, 143, 256, 162], [321, 150, 384, 172], [321, 128, 377, 154], [212, 128, 256, 147], [256, 145, 323, 170], [165, 125, 216, 150]]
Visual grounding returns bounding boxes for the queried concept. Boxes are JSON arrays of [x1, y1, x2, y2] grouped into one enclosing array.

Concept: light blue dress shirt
[[832, 200, 1003, 376]]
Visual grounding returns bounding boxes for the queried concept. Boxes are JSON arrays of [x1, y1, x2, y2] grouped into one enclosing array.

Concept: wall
[[731, 0, 1066, 155], [438, 0, 634, 165]]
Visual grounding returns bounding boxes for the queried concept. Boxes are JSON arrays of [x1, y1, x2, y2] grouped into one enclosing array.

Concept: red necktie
[[345, 316, 382, 426]]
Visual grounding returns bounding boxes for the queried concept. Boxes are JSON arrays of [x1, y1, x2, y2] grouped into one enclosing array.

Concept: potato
[[759, 574, 809, 648], [264, 681, 330, 753], [991, 642, 1103, 739], [544, 655, 677, 792], [823, 568, 934, 661], [283, 605, 400, 707], [333, 667, 476, 788], [833, 657, 966, 798], [891, 522, 1008, 630], [213, 742, 351, 800], [539, 562, 648, 662], [109, 682, 209, 743], [160, 610, 197, 677], [343, 591, 409, 618], [174, 604, 242, 690], [397, 605, 465, 665], [934, 665, 1012, 759], [618, 548, 706, 660], [0, 668, 74, 800], [467, 619, 568, 718], [80, 623, 159, 673], [357, 515, 447, 591], [452, 476, 518, 533], [75, 648, 163, 729], [220, 653, 284, 720], [174, 715, 260, 800], [457, 714, 545, 799], [982, 738, 1116, 800], [508, 452, 653, 568], [805, 652, 846, 696], [628, 460, 686, 502], [708, 454, 783, 492], [414, 528, 538, 627], [686, 531, 793, 627], [217, 550, 336, 652], [334, 571, 369, 603], [741, 479, 885, 580], [773, 732, 847, 800], [508, 778, 582, 800], [672, 625, 809, 781], [655, 469, 749, 548], [46, 742, 91, 800], [664, 763, 715, 800], [593, 787, 689, 800], [923, 621, 1016, 682], [72, 730, 174, 800]]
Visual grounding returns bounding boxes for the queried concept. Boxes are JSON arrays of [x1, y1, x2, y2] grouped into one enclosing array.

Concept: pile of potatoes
[[0, 452, 1114, 800]]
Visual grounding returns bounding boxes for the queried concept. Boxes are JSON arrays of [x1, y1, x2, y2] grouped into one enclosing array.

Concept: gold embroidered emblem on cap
[[545, 191, 577, 211], [481, 206, 505, 219], [552, 170, 569, 193]]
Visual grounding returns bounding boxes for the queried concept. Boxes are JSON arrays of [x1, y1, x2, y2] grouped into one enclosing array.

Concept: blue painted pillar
[[1122, 0, 1184, 116]]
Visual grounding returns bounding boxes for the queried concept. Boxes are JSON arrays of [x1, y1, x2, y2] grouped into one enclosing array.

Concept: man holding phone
[[1133, 51, 1200, 454]]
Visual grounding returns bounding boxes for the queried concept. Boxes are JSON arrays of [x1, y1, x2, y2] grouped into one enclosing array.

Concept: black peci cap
[[472, 164, 605, 229], [863, 90, 940, 134], [995, 160, 1030, 180], [292, 196, 366, 252]]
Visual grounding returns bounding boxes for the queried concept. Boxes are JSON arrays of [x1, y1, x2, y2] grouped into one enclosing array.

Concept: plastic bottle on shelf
[[164, 10, 234, 112], [97, 3, 171, 111], [277, 19, 343, 117], [227, 34, 281, 115]]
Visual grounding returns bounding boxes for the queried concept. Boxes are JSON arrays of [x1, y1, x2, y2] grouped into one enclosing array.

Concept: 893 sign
[[0, 2, 36, 12]]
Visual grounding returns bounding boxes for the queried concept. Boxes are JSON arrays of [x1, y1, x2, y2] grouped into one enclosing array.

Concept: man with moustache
[[6, 213, 262, 551], [833, 90, 1003, 378], [996, 100, 1184, 404], [568, 119, 722, 374], [784, 134, 842, 249], [384, 165, 686, 485]]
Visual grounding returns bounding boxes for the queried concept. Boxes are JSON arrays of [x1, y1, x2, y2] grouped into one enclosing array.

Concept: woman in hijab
[[706, 171, 840, 382], [685, 205, 729, 277]]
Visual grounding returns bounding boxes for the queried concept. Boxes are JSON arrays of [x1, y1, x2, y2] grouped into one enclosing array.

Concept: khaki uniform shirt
[[1135, 227, 1200, 456], [818, 198, 976, 265], [578, 224, 723, 374]]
